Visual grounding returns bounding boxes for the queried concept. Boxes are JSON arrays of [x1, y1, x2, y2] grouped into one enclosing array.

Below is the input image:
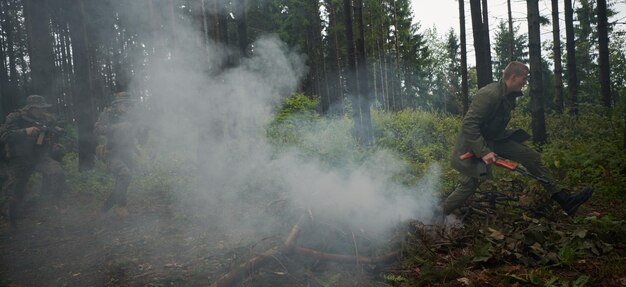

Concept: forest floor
[[1, 183, 625, 287], [0, 187, 387, 287]]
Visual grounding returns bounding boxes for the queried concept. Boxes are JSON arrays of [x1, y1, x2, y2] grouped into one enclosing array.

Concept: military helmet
[[24, 95, 52, 109], [112, 91, 136, 105]]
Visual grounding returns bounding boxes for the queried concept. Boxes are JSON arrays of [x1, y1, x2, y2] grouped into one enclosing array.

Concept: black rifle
[[22, 115, 67, 145]]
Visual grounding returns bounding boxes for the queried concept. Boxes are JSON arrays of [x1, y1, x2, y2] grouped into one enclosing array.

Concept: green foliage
[[267, 93, 321, 146], [131, 146, 194, 195], [372, 109, 458, 169], [540, 105, 626, 200], [492, 20, 528, 76], [62, 152, 113, 197], [273, 93, 320, 124]]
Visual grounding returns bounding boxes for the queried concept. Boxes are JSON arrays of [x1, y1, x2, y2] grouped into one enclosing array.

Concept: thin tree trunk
[[354, 0, 372, 146], [0, 0, 9, 116], [597, 0, 611, 108], [507, 0, 514, 61], [391, 0, 401, 109], [68, 0, 96, 171], [325, 0, 343, 115], [470, 0, 492, 88], [459, 0, 469, 115], [527, 0, 547, 144], [24, 0, 57, 105], [235, 0, 248, 56], [343, 0, 362, 142], [481, 0, 492, 77], [552, 0, 564, 114], [564, 0, 578, 114]]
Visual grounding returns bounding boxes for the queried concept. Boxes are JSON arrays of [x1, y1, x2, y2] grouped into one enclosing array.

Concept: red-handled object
[[459, 152, 550, 184]]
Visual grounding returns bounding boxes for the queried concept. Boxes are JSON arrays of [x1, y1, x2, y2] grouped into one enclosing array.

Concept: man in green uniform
[[443, 61, 593, 217], [95, 91, 140, 218], [1, 95, 66, 226]]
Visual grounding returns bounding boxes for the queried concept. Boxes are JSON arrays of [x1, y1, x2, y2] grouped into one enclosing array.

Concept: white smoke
[[123, 4, 441, 243]]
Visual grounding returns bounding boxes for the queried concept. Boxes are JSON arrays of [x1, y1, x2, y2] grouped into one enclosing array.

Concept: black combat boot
[[101, 194, 117, 213], [550, 187, 594, 216]]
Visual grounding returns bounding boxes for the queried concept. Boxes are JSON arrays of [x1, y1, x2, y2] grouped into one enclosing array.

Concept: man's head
[[503, 61, 530, 92], [24, 95, 52, 119]]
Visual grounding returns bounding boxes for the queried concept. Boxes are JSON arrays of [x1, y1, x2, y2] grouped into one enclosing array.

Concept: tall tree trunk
[[24, 0, 57, 105], [470, 0, 492, 88], [325, 0, 343, 115], [218, 0, 228, 45], [391, 0, 401, 110], [5, 0, 19, 112], [343, 0, 362, 141], [551, 0, 564, 114], [0, 0, 9, 117], [459, 0, 469, 115], [354, 0, 372, 146], [312, 0, 324, 101], [303, 1, 323, 100], [234, 0, 248, 56], [597, 0, 611, 108], [507, 0, 514, 61], [527, 0, 547, 144], [68, 0, 96, 171], [564, 0, 578, 114], [480, 0, 492, 76]]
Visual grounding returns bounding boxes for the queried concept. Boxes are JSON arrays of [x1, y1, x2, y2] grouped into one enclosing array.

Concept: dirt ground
[[0, 189, 390, 287]]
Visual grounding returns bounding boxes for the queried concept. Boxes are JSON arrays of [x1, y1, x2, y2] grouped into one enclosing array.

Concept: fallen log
[[210, 215, 306, 287], [210, 214, 399, 287], [294, 247, 399, 264]]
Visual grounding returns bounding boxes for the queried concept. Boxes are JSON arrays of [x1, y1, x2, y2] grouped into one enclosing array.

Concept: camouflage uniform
[[1, 95, 66, 225], [95, 92, 139, 213]]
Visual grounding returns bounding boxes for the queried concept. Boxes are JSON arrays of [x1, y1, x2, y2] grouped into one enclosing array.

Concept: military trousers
[[442, 140, 561, 214], [103, 157, 132, 208], [3, 156, 65, 223]]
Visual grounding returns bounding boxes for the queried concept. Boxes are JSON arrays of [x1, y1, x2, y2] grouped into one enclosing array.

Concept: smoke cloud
[[120, 2, 441, 247]]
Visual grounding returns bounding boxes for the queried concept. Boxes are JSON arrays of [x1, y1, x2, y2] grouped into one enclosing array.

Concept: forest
[[0, 0, 625, 286]]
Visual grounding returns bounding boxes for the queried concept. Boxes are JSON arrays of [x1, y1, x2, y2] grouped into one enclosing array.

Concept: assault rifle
[[459, 152, 551, 184], [21, 115, 67, 145]]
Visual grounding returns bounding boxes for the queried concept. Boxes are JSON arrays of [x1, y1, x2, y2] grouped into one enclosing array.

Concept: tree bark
[[68, 0, 96, 171], [564, 0, 578, 114], [343, 0, 364, 143], [234, 0, 248, 56], [551, 0, 564, 114], [324, 0, 344, 115], [507, 0, 514, 61], [459, 0, 469, 115], [354, 0, 372, 146], [527, 0, 547, 144], [24, 0, 57, 105], [597, 0, 611, 108], [391, 0, 401, 109], [470, 0, 492, 88]]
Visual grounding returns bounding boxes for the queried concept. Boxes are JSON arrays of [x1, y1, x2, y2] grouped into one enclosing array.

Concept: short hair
[[503, 61, 529, 80]]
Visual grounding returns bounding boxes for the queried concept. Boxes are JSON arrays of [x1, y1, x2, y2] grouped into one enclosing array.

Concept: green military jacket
[[94, 107, 138, 160], [1, 110, 56, 159], [450, 79, 530, 178]]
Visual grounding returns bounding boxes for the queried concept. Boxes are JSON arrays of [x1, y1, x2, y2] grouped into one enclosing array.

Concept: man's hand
[[482, 152, 497, 165], [25, 126, 40, 135]]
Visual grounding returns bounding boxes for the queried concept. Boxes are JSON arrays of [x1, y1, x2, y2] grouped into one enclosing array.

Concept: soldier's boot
[[551, 187, 594, 216], [101, 194, 117, 213]]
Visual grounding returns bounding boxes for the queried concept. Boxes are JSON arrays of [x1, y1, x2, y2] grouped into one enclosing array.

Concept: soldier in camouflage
[[1, 95, 66, 226], [442, 61, 593, 218], [95, 91, 141, 218]]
